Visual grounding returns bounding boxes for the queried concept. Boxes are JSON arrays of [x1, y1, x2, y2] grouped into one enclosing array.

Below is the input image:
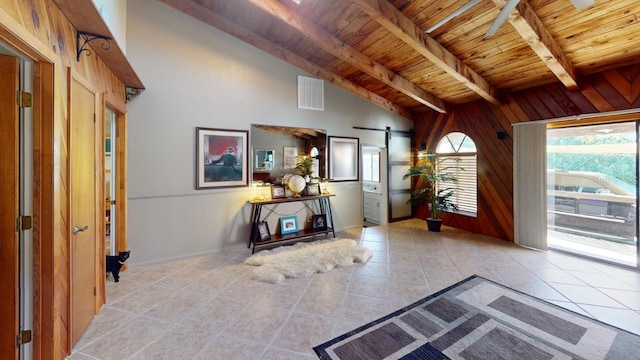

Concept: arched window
[[436, 132, 477, 216]]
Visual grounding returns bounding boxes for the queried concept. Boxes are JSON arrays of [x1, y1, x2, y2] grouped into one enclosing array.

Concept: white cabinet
[[363, 192, 381, 223]]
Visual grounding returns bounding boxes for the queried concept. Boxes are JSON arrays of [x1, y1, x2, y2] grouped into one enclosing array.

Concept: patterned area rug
[[314, 275, 640, 360]]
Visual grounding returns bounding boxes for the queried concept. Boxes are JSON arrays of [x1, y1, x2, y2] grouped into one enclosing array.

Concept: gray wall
[[125, 0, 412, 265]]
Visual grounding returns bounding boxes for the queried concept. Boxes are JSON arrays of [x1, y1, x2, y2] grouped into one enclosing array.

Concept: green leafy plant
[[295, 154, 314, 176], [402, 152, 461, 220]]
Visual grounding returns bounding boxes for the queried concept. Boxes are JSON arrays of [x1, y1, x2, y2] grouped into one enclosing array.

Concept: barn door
[[0, 54, 20, 360], [69, 72, 100, 346], [387, 129, 413, 222]]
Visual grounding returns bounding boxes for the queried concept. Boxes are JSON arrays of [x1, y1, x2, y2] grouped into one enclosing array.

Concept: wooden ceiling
[[159, 0, 640, 120]]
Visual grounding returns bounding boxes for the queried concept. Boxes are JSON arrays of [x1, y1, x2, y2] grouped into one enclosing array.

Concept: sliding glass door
[[547, 122, 638, 268]]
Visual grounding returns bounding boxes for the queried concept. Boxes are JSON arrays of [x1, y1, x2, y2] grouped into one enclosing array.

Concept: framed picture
[[256, 221, 271, 242], [312, 214, 327, 231], [305, 183, 321, 196], [280, 215, 299, 235], [271, 185, 286, 199], [196, 127, 248, 189], [328, 136, 359, 181], [283, 146, 298, 169]]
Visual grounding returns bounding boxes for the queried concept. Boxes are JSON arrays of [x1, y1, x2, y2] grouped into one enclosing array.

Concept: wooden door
[[70, 74, 98, 346], [0, 54, 20, 359]]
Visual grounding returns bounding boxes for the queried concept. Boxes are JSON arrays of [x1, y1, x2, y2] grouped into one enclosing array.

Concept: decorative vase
[[426, 218, 442, 232]]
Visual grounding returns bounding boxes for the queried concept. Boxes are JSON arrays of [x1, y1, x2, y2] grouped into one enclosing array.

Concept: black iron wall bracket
[[76, 30, 112, 62]]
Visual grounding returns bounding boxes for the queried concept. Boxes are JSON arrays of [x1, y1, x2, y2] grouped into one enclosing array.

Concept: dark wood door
[[0, 54, 20, 359]]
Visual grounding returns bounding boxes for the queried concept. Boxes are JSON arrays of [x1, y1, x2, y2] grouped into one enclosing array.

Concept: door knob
[[73, 225, 89, 234]]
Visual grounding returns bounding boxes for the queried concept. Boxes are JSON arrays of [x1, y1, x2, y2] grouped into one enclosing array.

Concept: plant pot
[[426, 218, 443, 232]]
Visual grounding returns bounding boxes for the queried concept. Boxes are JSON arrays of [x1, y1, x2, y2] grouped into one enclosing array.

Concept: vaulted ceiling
[[159, 0, 640, 120]]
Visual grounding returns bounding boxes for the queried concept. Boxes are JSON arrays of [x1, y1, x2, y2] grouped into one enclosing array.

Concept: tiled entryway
[[68, 219, 640, 359]]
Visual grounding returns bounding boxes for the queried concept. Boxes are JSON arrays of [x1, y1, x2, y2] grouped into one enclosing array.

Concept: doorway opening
[[363, 145, 383, 226], [105, 108, 116, 255], [547, 121, 638, 268]]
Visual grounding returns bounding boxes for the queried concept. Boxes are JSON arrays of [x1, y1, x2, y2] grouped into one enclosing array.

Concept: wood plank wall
[[0, 0, 126, 358], [414, 64, 640, 243]]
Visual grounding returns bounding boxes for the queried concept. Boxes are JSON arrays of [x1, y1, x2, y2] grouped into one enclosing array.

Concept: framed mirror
[[251, 124, 327, 183], [328, 136, 359, 181]]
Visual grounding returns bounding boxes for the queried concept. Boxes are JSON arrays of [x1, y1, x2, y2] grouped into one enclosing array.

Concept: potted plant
[[295, 154, 314, 182], [403, 152, 461, 232]]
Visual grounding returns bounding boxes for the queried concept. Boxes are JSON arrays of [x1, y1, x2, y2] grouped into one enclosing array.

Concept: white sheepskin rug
[[244, 238, 373, 283]]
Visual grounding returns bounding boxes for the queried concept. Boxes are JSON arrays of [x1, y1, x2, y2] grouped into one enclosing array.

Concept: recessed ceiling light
[[596, 129, 613, 134], [292, 0, 303, 4]]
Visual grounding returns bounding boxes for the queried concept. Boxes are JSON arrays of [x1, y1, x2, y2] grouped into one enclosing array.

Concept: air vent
[[297, 75, 324, 111]]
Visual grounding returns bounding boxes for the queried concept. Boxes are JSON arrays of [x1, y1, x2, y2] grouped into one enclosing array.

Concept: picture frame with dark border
[[256, 221, 271, 242], [280, 215, 299, 235], [305, 183, 321, 196], [328, 136, 359, 181], [312, 214, 327, 231], [196, 127, 248, 189], [271, 185, 286, 199]]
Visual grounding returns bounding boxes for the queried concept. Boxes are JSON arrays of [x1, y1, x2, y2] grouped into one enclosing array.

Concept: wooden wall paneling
[[512, 93, 544, 121], [579, 83, 616, 112], [0, 0, 128, 357], [532, 87, 568, 118], [545, 83, 594, 115], [415, 64, 640, 243], [589, 73, 630, 109], [522, 89, 556, 120]]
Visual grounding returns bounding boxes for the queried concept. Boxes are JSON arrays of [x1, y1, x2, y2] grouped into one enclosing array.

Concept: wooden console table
[[248, 194, 336, 253]]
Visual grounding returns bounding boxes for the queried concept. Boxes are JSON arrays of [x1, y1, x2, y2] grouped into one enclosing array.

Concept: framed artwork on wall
[[196, 127, 248, 189], [283, 146, 298, 169], [328, 136, 359, 181]]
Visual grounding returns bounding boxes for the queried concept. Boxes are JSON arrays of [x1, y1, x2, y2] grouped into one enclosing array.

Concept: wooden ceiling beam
[[159, 0, 415, 120], [492, 0, 579, 90], [353, 0, 501, 106], [245, 0, 448, 113]]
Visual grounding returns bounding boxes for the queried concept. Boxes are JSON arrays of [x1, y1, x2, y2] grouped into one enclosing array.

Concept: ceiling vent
[[297, 75, 324, 111]]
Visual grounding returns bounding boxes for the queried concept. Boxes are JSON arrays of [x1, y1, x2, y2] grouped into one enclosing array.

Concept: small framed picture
[[280, 216, 299, 235], [271, 185, 286, 199], [256, 221, 271, 242], [305, 183, 321, 196], [312, 214, 327, 231]]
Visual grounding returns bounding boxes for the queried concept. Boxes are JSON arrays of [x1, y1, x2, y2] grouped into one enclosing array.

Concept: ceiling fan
[[425, 0, 594, 36], [485, 0, 595, 38]]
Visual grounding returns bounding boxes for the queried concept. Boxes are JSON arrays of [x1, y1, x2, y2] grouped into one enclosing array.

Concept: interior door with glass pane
[[387, 130, 412, 222]]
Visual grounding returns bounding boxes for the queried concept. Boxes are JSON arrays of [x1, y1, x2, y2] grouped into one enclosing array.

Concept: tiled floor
[[68, 219, 640, 359], [548, 229, 636, 267]]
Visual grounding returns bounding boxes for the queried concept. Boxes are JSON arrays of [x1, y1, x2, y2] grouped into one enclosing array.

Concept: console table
[[248, 194, 336, 253]]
